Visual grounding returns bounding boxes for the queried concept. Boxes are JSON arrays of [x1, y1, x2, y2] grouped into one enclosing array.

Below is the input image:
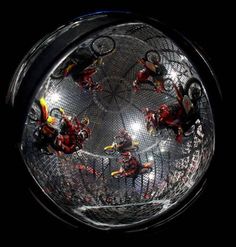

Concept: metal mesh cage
[[20, 19, 215, 229]]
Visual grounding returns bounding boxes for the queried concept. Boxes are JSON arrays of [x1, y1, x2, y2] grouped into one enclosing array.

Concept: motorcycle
[[111, 162, 153, 178], [174, 78, 202, 136], [33, 124, 59, 155], [104, 140, 139, 155], [76, 71, 104, 92], [145, 78, 202, 139], [144, 50, 170, 93], [51, 35, 115, 79], [30, 100, 63, 155]]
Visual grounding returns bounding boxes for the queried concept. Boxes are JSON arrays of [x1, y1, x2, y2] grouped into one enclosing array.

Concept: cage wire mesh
[[21, 22, 214, 229]]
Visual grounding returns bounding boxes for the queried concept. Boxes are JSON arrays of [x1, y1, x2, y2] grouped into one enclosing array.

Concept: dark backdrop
[[0, 1, 227, 244]]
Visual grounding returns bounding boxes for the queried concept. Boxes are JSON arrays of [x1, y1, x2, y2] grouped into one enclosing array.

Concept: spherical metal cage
[[8, 12, 216, 230]]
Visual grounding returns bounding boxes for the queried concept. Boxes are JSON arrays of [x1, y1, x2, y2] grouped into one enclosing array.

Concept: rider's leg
[[176, 126, 183, 143]]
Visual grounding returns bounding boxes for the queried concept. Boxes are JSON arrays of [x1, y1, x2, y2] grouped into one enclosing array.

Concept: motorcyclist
[[118, 152, 142, 177], [56, 116, 91, 154], [158, 103, 184, 143], [33, 98, 60, 153], [63, 48, 103, 92], [143, 84, 196, 143], [75, 67, 103, 92], [114, 129, 133, 152], [132, 57, 166, 93]]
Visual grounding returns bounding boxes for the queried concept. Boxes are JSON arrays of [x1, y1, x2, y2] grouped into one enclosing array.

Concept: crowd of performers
[[30, 45, 202, 179]]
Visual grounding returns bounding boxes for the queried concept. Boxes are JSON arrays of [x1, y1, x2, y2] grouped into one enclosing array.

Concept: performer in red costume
[[143, 84, 197, 143], [65, 65, 103, 92], [132, 58, 166, 93], [56, 115, 91, 154]]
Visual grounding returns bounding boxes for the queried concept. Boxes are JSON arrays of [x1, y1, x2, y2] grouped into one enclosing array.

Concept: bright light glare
[[148, 156, 154, 161], [103, 157, 109, 164], [149, 173, 155, 180], [160, 141, 167, 152], [50, 93, 60, 103], [170, 71, 178, 79], [131, 122, 141, 131], [160, 147, 166, 152]]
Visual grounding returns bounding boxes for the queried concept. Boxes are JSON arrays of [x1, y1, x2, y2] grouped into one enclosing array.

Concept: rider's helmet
[[122, 151, 132, 162], [81, 116, 90, 126]]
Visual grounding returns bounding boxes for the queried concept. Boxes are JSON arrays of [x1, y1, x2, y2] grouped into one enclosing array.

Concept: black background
[[1, 1, 227, 244]]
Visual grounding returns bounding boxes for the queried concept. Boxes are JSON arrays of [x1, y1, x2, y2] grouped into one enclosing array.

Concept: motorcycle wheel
[[163, 78, 174, 91], [50, 108, 63, 122], [145, 50, 161, 63], [185, 78, 202, 101], [91, 36, 115, 56]]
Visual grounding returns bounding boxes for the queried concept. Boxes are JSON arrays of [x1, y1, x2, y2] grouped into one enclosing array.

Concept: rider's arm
[[165, 119, 181, 127], [83, 67, 96, 76]]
